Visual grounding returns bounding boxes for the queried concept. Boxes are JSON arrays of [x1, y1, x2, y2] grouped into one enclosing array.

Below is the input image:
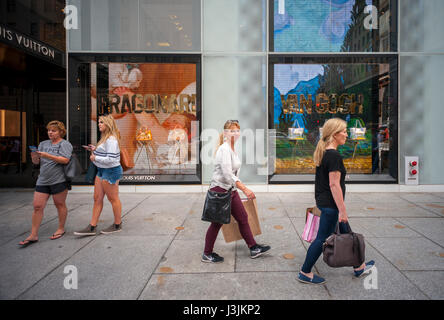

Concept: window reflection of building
[[379, 0, 391, 52], [0, 0, 66, 52]]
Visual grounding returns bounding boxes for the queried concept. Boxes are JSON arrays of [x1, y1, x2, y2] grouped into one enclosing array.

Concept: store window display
[[69, 55, 201, 184], [269, 55, 398, 183]]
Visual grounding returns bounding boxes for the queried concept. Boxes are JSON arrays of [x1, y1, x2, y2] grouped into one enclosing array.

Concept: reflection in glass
[[68, 0, 201, 52], [270, 56, 398, 181], [272, 0, 396, 52]]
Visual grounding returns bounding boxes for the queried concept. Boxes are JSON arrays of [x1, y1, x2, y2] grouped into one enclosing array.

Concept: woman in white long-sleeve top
[[74, 115, 123, 236], [201, 120, 271, 263]]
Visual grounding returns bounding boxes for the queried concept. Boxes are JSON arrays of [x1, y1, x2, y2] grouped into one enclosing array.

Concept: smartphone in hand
[[29, 146, 38, 152], [82, 145, 92, 151]]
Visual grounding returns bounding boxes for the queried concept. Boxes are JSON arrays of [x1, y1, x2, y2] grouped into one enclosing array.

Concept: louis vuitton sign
[[0, 24, 64, 67]]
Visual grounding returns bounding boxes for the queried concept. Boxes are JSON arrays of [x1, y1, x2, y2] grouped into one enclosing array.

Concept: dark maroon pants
[[204, 186, 257, 255]]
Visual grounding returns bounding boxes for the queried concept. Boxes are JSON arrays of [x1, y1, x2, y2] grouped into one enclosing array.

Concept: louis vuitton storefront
[[0, 0, 66, 188]]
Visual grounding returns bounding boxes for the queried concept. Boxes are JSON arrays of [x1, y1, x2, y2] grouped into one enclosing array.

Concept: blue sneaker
[[354, 260, 376, 278], [297, 272, 326, 285]]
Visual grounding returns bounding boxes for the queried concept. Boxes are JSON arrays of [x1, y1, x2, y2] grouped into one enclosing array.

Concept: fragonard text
[[98, 93, 196, 115]]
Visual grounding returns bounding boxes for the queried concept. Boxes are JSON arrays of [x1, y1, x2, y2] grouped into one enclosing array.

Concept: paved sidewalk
[[0, 190, 443, 300]]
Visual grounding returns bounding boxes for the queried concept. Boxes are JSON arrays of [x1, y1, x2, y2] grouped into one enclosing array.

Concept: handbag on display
[[349, 120, 366, 140], [222, 198, 262, 243], [322, 223, 366, 268], [120, 147, 133, 171], [85, 162, 98, 184], [201, 187, 233, 225], [302, 209, 320, 243], [288, 121, 304, 140]]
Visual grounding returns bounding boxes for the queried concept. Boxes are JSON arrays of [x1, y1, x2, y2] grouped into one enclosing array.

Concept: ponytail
[[313, 139, 326, 167]]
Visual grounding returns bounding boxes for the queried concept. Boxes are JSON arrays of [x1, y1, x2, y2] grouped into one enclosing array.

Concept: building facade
[[2, 0, 444, 191], [0, 0, 66, 188]]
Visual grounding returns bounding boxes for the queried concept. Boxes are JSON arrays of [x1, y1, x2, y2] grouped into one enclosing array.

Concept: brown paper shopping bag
[[221, 198, 262, 243]]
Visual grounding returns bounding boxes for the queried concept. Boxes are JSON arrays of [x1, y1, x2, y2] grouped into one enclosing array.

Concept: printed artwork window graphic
[[271, 56, 397, 180], [90, 62, 199, 181]]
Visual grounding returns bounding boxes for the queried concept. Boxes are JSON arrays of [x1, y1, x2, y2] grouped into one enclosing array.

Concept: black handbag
[[57, 143, 82, 180], [201, 187, 233, 224], [64, 153, 82, 180], [85, 162, 98, 184]]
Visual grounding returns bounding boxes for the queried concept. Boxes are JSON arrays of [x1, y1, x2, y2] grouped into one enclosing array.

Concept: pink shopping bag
[[302, 212, 320, 243]]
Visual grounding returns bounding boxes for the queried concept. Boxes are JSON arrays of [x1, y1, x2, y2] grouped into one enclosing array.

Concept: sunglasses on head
[[226, 120, 239, 124]]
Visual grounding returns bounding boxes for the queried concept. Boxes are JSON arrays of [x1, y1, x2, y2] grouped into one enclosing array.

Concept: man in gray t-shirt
[[37, 140, 73, 186]]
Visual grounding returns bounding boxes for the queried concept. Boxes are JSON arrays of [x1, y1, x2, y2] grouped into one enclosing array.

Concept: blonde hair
[[313, 118, 347, 167], [97, 115, 121, 149], [215, 120, 240, 154], [46, 120, 66, 138]]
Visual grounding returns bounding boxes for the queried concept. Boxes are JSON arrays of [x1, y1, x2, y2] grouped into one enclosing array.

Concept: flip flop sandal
[[19, 239, 38, 247], [50, 232, 66, 240]]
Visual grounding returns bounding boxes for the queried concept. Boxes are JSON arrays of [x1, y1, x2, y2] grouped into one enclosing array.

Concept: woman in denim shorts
[[74, 115, 123, 236]]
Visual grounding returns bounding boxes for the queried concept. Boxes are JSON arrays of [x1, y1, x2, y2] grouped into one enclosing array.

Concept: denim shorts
[[97, 165, 123, 184]]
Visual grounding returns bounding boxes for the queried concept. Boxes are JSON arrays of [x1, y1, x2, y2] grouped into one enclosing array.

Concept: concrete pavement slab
[[235, 217, 306, 272], [399, 193, 444, 203], [403, 271, 444, 300], [0, 204, 77, 246], [347, 218, 422, 238], [18, 235, 173, 300], [278, 193, 319, 204], [351, 193, 408, 203], [156, 239, 235, 274], [366, 237, 444, 271], [415, 203, 444, 217], [0, 233, 94, 299], [255, 194, 287, 218], [139, 272, 331, 300], [118, 195, 196, 236], [0, 191, 34, 215], [397, 218, 444, 246], [175, 217, 225, 241], [344, 202, 439, 218], [316, 245, 429, 300]]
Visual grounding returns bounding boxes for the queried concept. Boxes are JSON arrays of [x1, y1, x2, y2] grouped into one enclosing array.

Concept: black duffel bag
[[201, 187, 233, 224]]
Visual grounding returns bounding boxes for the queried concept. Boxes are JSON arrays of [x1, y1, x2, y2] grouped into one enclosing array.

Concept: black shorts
[[35, 181, 70, 195]]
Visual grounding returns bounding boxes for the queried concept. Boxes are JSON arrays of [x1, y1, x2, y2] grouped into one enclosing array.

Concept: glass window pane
[[270, 55, 398, 183], [140, 0, 201, 52], [272, 0, 397, 52], [68, 0, 201, 52], [69, 54, 201, 184], [203, 55, 267, 184], [400, 0, 444, 53], [204, 0, 266, 52], [400, 55, 444, 184]]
